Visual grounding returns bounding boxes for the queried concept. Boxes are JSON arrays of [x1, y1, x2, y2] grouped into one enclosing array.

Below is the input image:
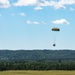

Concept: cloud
[[20, 12, 26, 16], [27, 20, 32, 24], [11, 13, 26, 16], [27, 20, 39, 24], [60, 0, 75, 5], [34, 6, 43, 10], [0, 14, 2, 16], [52, 19, 69, 24], [27, 20, 48, 25], [0, 0, 10, 8], [0, 0, 75, 9], [33, 21, 39, 24], [49, 0, 75, 9], [70, 7, 74, 11], [50, 1, 66, 9], [42, 21, 46, 24], [13, 0, 75, 10], [14, 0, 38, 6]]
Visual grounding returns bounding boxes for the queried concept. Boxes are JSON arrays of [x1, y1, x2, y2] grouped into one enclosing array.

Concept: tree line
[[0, 61, 75, 71]]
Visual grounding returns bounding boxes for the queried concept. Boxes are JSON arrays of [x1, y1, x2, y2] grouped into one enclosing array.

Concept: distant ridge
[[0, 50, 75, 61]]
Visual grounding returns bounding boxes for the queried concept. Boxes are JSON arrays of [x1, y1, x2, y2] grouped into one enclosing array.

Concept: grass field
[[0, 70, 75, 75]]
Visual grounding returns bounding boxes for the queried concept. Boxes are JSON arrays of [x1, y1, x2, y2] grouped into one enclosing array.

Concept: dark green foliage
[[0, 50, 75, 70], [0, 61, 75, 71]]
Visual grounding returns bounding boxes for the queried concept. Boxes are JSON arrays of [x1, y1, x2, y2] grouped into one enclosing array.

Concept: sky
[[0, 0, 75, 50]]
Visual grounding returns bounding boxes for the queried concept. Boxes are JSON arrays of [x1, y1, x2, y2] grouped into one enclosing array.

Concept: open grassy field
[[0, 70, 75, 75]]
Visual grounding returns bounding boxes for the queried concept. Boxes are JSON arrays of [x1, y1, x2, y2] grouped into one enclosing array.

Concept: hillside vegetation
[[0, 50, 75, 70], [0, 50, 75, 61]]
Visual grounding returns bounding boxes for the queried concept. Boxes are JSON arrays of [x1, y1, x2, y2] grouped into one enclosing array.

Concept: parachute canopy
[[52, 27, 60, 31]]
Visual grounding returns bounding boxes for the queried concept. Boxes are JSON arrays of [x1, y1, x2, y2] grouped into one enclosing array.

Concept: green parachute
[[51, 27, 60, 46], [52, 27, 60, 31]]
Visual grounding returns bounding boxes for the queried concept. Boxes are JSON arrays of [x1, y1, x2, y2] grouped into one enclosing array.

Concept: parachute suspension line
[[53, 32, 58, 45], [54, 38, 55, 44]]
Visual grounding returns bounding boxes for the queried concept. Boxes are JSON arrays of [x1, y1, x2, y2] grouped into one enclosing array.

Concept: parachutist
[[52, 27, 60, 47], [53, 44, 56, 46]]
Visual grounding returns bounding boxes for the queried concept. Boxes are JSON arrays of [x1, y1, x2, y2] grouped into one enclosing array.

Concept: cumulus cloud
[[14, 0, 38, 6], [50, 1, 66, 9], [60, 0, 75, 5], [27, 20, 39, 24], [0, 0, 10, 8], [52, 19, 69, 24], [0, 0, 75, 9], [49, 0, 75, 9], [13, 0, 75, 10]]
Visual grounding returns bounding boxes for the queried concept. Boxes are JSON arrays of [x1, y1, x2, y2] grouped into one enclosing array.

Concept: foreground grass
[[0, 70, 75, 75]]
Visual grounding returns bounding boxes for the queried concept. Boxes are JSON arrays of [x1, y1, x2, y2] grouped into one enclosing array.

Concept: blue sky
[[0, 0, 75, 50]]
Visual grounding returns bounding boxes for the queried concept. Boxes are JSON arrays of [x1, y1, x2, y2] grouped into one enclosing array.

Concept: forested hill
[[0, 50, 75, 61]]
